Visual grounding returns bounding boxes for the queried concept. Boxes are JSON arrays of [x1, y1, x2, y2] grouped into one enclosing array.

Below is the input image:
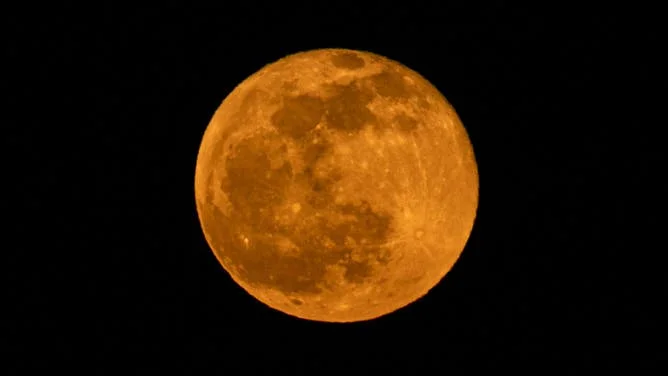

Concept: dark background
[[5, 3, 663, 372]]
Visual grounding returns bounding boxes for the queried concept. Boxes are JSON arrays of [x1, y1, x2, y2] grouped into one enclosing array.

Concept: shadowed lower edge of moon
[[195, 49, 478, 322]]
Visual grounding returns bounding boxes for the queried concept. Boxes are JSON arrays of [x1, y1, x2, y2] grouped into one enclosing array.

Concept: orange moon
[[195, 48, 478, 323]]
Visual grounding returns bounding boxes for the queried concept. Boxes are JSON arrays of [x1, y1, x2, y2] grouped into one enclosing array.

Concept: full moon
[[195, 48, 478, 323]]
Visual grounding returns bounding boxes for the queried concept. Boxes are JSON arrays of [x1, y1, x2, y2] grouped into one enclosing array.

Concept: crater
[[393, 114, 419, 132], [414, 229, 425, 240], [281, 79, 299, 94], [330, 51, 366, 70]]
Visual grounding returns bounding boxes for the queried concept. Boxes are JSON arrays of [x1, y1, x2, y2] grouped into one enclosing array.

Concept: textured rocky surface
[[195, 49, 478, 322]]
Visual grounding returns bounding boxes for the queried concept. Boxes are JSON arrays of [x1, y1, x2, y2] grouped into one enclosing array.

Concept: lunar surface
[[194, 48, 478, 322]]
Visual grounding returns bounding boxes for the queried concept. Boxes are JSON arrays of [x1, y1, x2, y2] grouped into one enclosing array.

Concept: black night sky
[[6, 3, 662, 372]]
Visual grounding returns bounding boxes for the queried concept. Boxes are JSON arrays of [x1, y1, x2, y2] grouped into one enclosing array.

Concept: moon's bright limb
[[195, 48, 478, 323]]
